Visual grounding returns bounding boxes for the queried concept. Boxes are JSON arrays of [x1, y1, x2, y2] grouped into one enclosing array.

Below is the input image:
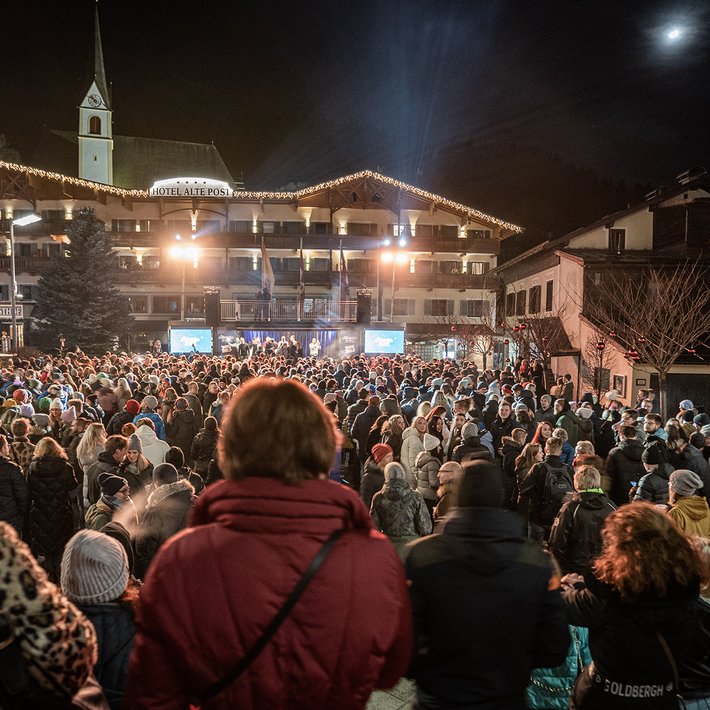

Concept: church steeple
[[92, 1, 110, 108], [78, 1, 113, 184]]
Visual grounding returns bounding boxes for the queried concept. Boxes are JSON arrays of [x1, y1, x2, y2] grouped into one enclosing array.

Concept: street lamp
[[381, 248, 408, 322], [9, 213, 41, 351], [170, 238, 199, 321]]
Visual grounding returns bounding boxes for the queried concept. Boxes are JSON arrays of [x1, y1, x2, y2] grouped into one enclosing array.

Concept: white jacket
[[136, 426, 170, 467], [399, 427, 424, 489]]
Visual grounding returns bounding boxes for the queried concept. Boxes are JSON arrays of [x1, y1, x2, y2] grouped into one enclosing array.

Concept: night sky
[[3, 0, 709, 197]]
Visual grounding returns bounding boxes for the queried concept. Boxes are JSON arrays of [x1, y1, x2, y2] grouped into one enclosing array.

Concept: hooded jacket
[[556, 410, 582, 447], [0, 455, 28, 533], [634, 463, 673, 505], [400, 427, 425, 487], [126, 477, 412, 709], [132, 411, 166, 441], [668, 496, 710, 537], [371, 473, 432, 542], [135, 426, 170, 467], [451, 434, 493, 465], [134, 479, 194, 579], [605, 439, 647, 506], [85, 450, 121, 507], [548, 491, 616, 574], [166, 409, 199, 461], [405, 507, 570, 708], [414, 449, 441, 501]]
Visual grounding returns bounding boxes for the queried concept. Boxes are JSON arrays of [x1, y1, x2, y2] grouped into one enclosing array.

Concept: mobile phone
[[630, 481, 637, 487]]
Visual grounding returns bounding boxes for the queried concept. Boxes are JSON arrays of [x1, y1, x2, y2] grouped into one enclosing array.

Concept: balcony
[[0, 256, 51, 274], [220, 299, 357, 323], [114, 266, 334, 287], [110, 231, 499, 254], [349, 271, 498, 290]]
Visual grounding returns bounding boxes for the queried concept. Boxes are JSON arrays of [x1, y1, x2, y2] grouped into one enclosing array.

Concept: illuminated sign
[[0, 304, 23, 318], [149, 178, 232, 198]]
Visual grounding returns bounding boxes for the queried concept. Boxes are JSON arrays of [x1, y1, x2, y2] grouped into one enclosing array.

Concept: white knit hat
[[50, 398, 63, 410], [60, 530, 128, 605]]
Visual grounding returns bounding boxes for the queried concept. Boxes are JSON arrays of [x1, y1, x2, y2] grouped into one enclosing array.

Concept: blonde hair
[[76, 423, 107, 464], [33, 437, 68, 460]]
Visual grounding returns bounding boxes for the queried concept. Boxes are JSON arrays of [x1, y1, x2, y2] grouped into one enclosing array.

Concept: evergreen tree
[[31, 208, 132, 353]]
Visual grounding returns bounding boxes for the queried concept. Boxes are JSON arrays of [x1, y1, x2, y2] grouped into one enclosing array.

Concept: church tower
[[78, 3, 113, 184]]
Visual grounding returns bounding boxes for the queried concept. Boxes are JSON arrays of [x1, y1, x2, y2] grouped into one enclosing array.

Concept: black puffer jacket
[[134, 479, 194, 579], [360, 458, 384, 511], [106, 409, 136, 436], [27, 456, 77, 555], [548, 491, 616, 574], [80, 602, 135, 710], [634, 463, 673, 505], [166, 409, 199, 462], [190, 427, 219, 475], [452, 435, 492, 465], [0, 456, 28, 533], [605, 439, 647, 506]]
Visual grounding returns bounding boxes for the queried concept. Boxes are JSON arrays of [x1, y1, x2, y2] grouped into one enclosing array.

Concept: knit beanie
[[61, 405, 77, 423], [142, 395, 158, 410], [371, 443, 393, 464], [60, 530, 129, 605], [642, 446, 663, 466], [175, 397, 188, 411], [438, 460, 462, 483], [670, 469, 704, 497], [127, 433, 143, 453], [50, 398, 63, 410], [461, 422, 479, 439], [457, 460, 504, 508], [165, 446, 185, 469], [99, 473, 128, 497], [153, 462, 179, 486], [679, 399, 694, 411], [125, 399, 140, 415], [423, 433, 440, 452], [694, 413, 710, 427]]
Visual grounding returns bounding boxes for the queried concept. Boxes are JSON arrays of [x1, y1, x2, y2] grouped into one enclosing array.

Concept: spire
[[93, 1, 110, 108]]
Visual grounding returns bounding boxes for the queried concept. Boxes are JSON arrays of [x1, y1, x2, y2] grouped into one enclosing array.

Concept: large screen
[[169, 328, 213, 354], [364, 329, 405, 354]]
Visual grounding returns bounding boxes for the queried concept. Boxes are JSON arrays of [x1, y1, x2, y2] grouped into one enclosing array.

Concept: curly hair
[[593, 502, 702, 601]]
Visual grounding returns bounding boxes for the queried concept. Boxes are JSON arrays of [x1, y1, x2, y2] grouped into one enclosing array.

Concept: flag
[[261, 237, 275, 293], [298, 237, 305, 307], [339, 242, 348, 302]]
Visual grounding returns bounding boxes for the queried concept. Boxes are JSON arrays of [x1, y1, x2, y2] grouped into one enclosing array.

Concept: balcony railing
[[220, 299, 357, 323]]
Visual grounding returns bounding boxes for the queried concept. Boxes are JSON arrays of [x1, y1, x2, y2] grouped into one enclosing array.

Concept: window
[[17, 244, 33, 257], [229, 257, 252, 271], [283, 221, 306, 234], [260, 222, 276, 234], [466, 229, 491, 239], [438, 261, 460, 274], [415, 224, 434, 238], [229, 221, 252, 233], [347, 259, 374, 273], [347, 223, 377, 236], [142, 256, 160, 270], [384, 298, 414, 316], [461, 299, 489, 317], [426, 299, 453, 316], [196, 220, 221, 235], [41, 209, 65, 222], [311, 222, 330, 234], [545, 280, 554, 311], [125, 296, 148, 313], [529, 285, 541, 314], [152, 296, 180, 313], [609, 229, 626, 254], [310, 258, 330, 272], [440, 225, 458, 239], [467, 261, 489, 275], [17, 285, 36, 301], [506, 292, 515, 317], [415, 260, 435, 274], [89, 116, 101, 135], [516, 290, 527, 316]]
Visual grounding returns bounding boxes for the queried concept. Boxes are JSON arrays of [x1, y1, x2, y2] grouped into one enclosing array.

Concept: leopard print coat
[[0, 521, 97, 698]]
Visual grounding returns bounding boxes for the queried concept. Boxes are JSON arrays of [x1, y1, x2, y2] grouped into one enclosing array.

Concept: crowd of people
[[0, 346, 709, 709]]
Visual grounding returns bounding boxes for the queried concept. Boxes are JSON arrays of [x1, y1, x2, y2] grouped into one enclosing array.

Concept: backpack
[[541, 460, 574, 523]]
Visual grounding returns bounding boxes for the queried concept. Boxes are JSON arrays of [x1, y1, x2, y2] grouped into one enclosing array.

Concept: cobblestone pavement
[[367, 678, 415, 710]]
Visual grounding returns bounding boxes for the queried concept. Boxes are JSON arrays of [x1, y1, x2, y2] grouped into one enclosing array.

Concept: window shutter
[[423, 299, 432, 316]]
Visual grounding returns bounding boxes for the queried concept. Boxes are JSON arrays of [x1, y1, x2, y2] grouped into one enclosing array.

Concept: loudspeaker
[[356, 293, 371, 325], [204, 292, 220, 326]]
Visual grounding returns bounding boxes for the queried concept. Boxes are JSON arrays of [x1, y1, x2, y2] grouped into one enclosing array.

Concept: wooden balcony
[[0, 256, 51, 273]]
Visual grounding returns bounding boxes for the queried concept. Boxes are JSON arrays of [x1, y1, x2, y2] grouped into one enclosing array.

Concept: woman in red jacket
[[126, 378, 412, 709]]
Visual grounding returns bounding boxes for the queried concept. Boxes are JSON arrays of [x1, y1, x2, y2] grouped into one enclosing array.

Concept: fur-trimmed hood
[[146, 478, 194, 510]]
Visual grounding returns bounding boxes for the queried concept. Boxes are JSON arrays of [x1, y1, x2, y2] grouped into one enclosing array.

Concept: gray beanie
[[153, 462, 179, 486], [60, 530, 128, 605], [461, 421, 479, 439], [128, 433, 143, 453], [142, 395, 158, 410], [670, 469, 704, 497]]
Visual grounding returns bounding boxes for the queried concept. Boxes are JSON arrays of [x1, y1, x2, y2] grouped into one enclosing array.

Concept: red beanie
[[371, 443, 393, 464], [125, 399, 140, 415]]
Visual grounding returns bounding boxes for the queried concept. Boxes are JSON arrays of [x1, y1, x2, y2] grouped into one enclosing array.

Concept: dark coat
[[548, 492, 616, 575], [605, 439, 647, 506], [352, 404, 382, 462], [27, 456, 77, 555], [680, 445, 710, 498], [370, 477, 432, 540], [134, 479, 195, 579], [490, 415, 515, 451], [564, 573, 699, 708], [85, 451, 120, 507], [451, 436, 492, 465], [190, 427, 219, 475], [634, 463, 673, 505], [519, 455, 574, 527], [80, 602, 135, 710], [360, 458, 384, 511], [106, 409, 136, 436], [166, 409, 199, 461], [405, 507, 570, 708], [0, 456, 28, 533], [126, 477, 412, 709]]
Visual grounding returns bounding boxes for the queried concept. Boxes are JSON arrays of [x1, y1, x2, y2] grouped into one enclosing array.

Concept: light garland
[[0, 162, 522, 233]]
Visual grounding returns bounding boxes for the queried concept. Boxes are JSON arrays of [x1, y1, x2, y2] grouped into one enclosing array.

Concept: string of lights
[[0, 162, 522, 233]]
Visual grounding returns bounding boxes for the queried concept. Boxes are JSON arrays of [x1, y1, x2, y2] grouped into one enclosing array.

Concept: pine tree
[[31, 208, 133, 353]]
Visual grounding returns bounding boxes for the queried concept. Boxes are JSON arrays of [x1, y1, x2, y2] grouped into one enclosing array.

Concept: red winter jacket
[[126, 477, 412, 709]]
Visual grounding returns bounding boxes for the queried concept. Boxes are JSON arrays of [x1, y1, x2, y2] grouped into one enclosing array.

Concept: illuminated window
[[89, 116, 101, 135]]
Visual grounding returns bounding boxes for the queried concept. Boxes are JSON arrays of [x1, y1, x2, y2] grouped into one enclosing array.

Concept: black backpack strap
[[191, 528, 344, 705]]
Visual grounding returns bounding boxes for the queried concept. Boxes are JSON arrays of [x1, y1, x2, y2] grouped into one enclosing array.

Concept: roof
[[33, 130, 233, 190], [495, 171, 710, 271]]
